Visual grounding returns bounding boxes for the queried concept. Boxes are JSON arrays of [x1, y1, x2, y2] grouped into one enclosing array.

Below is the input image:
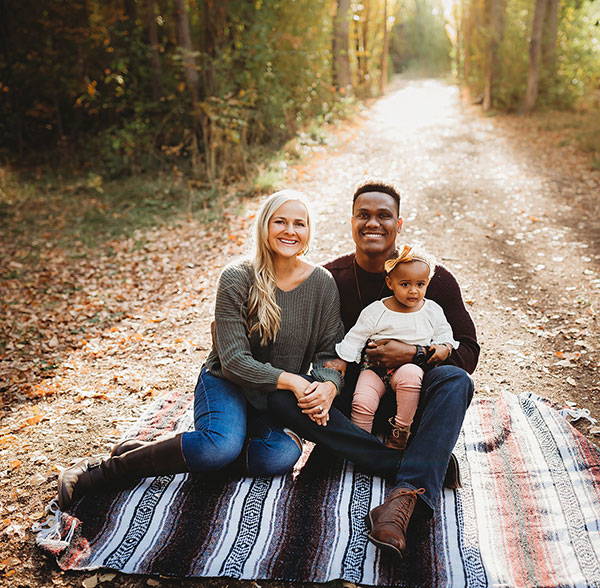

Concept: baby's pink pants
[[351, 364, 424, 433]]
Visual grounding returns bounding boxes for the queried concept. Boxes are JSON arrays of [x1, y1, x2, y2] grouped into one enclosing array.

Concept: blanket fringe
[[33, 499, 76, 553], [559, 406, 597, 425]]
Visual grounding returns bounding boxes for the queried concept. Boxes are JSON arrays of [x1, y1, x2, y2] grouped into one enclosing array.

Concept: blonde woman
[[57, 190, 344, 509]]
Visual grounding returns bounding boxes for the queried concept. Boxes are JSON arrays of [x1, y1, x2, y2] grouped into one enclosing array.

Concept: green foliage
[[390, 0, 452, 75], [549, 3, 600, 108], [1, 0, 371, 185], [456, 0, 600, 111], [198, 1, 337, 163]]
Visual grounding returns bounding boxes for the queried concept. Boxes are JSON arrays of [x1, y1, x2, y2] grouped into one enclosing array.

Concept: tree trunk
[[332, 0, 352, 91], [378, 0, 389, 95], [144, 0, 163, 100], [483, 0, 505, 110], [461, 1, 471, 83], [542, 0, 559, 77], [200, 0, 228, 97], [123, 0, 137, 22], [522, 0, 548, 113], [174, 0, 200, 105], [359, 0, 370, 90]]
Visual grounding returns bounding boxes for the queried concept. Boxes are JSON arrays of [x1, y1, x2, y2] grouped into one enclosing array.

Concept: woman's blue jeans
[[180, 367, 302, 476]]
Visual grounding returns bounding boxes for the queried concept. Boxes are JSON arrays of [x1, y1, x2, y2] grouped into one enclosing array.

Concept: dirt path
[[1, 78, 599, 587]]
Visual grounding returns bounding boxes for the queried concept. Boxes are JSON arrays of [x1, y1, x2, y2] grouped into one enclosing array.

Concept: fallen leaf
[[82, 574, 98, 588], [16, 407, 46, 430], [0, 435, 17, 447], [29, 472, 48, 486], [28, 383, 58, 398], [0, 557, 21, 570]]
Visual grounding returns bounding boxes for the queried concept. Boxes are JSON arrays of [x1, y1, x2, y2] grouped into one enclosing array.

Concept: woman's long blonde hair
[[247, 189, 312, 346]]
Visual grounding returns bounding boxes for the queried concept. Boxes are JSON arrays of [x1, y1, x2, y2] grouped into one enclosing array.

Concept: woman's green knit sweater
[[204, 260, 344, 411]]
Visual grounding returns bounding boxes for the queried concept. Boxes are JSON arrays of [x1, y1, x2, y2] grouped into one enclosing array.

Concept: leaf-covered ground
[[1, 78, 599, 587]]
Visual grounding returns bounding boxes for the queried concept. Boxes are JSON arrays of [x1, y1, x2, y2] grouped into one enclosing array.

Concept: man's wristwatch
[[413, 344, 428, 369]]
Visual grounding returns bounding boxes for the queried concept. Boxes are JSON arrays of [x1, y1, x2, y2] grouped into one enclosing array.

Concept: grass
[[252, 164, 287, 194], [0, 169, 229, 256], [534, 109, 600, 162]]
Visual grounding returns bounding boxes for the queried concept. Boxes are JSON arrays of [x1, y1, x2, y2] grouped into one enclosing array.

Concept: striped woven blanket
[[37, 391, 600, 587]]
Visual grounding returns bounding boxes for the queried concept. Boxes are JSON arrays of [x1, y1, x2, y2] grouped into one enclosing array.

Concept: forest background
[[1, 0, 599, 209], [1, 0, 599, 415]]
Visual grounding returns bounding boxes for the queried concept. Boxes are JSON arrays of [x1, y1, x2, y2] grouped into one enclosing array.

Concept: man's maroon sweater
[[324, 253, 480, 374]]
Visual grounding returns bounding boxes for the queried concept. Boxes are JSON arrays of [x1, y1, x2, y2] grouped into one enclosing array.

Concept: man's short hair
[[352, 180, 401, 214]]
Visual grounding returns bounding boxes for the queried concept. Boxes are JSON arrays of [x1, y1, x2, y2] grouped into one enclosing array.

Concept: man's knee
[[423, 365, 474, 404]]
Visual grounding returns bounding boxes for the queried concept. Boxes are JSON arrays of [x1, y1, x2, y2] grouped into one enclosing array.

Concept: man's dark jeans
[[268, 365, 474, 511]]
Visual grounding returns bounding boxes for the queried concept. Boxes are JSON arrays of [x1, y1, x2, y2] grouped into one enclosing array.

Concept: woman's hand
[[297, 381, 337, 426], [277, 372, 311, 400], [427, 343, 452, 364]]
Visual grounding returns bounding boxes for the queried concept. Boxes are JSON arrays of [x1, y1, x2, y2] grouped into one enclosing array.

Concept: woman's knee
[[182, 430, 245, 473], [245, 429, 302, 476]]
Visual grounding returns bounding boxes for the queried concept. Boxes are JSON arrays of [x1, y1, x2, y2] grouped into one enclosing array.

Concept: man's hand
[[297, 381, 337, 426], [323, 358, 347, 376], [364, 339, 416, 368], [427, 343, 452, 364]]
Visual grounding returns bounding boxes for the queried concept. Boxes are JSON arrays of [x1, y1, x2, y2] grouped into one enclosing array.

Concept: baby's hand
[[427, 344, 452, 364], [324, 358, 347, 376]]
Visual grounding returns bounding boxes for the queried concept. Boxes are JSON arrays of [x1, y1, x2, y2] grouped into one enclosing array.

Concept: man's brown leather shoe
[[367, 487, 425, 556]]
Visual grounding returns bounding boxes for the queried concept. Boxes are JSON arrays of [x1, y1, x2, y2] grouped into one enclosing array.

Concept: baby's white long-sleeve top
[[335, 297, 460, 363]]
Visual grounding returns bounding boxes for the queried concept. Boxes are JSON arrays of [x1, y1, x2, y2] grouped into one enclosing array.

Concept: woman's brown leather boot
[[57, 434, 187, 510]]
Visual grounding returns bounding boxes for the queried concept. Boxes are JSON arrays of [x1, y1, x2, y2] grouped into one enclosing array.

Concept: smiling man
[[268, 180, 479, 558], [326, 181, 478, 373]]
